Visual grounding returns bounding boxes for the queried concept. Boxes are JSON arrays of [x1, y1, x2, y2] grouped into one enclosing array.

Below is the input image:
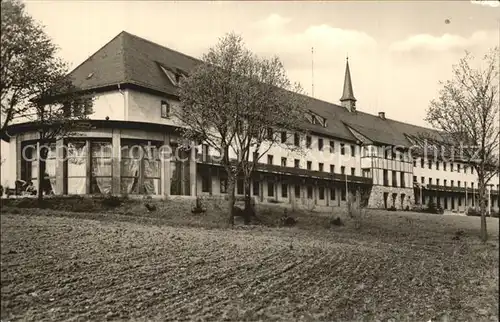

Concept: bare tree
[[234, 56, 307, 217], [1, 0, 94, 201], [177, 33, 307, 225], [425, 47, 499, 242]]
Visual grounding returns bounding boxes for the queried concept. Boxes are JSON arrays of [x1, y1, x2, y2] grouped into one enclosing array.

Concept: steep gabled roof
[[69, 31, 442, 147], [67, 31, 201, 95]]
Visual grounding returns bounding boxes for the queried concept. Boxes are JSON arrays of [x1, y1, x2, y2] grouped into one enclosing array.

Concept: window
[[392, 171, 397, 187], [457, 164, 461, 173], [267, 128, 273, 140], [350, 145, 355, 157], [294, 133, 300, 146], [421, 176, 424, 184], [420, 159, 424, 168], [318, 138, 324, 151], [330, 165, 335, 173], [281, 131, 287, 143], [306, 136, 312, 148], [443, 162, 447, 171], [458, 196, 462, 206], [341, 188, 346, 201], [383, 170, 389, 186], [340, 144, 345, 155], [161, 100, 170, 118], [281, 184, 288, 198], [319, 187, 325, 200], [436, 179, 440, 186], [363, 169, 370, 177], [400, 172, 405, 188], [413, 160, 417, 167], [458, 181, 461, 187], [413, 176, 417, 183], [316, 163, 323, 172], [330, 187, 336, 200], [268, 182, 274, 197], [294, 185, 300, 198], [200, 144, 209, 162], [201, 174, 211, 192], [92, 141, 113, 194], [341, 166, 345, 174], [267, 155, 273, 165], [294, 159, 300, 168], [450, 163, 454, 171], [253, 180, 260, 196], [66, 141, 87, 194], [471, 182, 474, 189], [329, 140, 335, 153], [307, 186, 313, 199], [436, 162, 440, 170], [307, 161, 312, 170], [281, 157, 287, 167], [351, 168, 355, 176], [471, 167, 474, 174], [220, 177, 227, 193], [31, 143, 57, 195], [451, 180, 454, 187], [428, 178, 432, 186], [444, 179, 447, 186], [428, 160, 432, 169], [237, 179, 244, 195]]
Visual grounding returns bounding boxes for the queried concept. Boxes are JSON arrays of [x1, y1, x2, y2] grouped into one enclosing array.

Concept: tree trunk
[[37, 143, 48, 203], [478, 177, 488, 242], [226, 173, 236, 227], [243, 177, 253, 224]]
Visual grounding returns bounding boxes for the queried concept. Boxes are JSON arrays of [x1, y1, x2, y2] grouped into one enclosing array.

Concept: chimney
[[378, 112, 386, 120]]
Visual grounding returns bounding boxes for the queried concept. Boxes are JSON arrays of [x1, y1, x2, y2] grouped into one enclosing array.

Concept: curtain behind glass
[[67, 142, 87, 194]]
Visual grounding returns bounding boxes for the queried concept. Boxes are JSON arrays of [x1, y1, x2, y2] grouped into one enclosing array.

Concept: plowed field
[[1, 212, 498, 321]]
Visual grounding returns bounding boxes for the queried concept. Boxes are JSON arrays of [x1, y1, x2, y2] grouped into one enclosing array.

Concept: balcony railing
[[418, 183, 499, 195], [196, 153, 372, 185]]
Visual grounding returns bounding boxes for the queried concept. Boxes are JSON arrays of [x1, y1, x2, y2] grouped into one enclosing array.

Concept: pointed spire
[[340, 57, 357, 112]]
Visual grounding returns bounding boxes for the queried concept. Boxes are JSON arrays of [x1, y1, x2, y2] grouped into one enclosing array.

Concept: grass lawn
[[1, 203, 499, 321]]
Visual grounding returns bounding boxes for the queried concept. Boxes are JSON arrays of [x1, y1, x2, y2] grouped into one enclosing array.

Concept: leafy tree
[[1, 0, 93, 200], [177, 33, 306, 225], [425, 47, 499, 242]]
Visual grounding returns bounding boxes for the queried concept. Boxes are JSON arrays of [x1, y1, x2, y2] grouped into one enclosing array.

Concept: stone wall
[[367, 185, 415, 210]]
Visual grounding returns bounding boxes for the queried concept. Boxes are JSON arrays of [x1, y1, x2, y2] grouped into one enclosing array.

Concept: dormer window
[[159, 65, 179, 86], [306, 111, 327, 128], [161, 100, 170, 118]]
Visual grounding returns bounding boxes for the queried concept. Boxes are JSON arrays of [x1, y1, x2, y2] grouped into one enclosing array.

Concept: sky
[[1, 0, 500, 186]]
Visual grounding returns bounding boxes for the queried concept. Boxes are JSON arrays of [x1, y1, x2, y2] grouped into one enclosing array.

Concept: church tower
[[340, 57, 357, 112]]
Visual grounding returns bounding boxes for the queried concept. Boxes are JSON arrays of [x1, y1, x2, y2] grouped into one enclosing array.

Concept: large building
[[3, 31, 499, 212]]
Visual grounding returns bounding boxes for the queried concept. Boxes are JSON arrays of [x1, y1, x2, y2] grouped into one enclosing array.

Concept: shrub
[[330, 217, 344, 226], [466, 207, 481, 217], [426, 201, 444, 215], [101, 195, 123, 208], [388, 206, 397, 211]]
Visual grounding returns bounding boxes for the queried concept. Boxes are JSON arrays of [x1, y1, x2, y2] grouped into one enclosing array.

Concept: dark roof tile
[[69, 31, 441, 146]]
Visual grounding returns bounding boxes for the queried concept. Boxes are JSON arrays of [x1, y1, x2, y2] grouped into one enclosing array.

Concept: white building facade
[[3, 31, 499, 213]]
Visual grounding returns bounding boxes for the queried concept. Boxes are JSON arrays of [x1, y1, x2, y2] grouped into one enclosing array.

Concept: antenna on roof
[[311, 47, 315, 98]]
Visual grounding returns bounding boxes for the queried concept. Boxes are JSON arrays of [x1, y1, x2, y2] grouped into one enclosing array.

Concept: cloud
[[389, 30, 494, 52], [250, 20, 377, 70], [470, 0, 500, 8], [254, 14, 292, 30]]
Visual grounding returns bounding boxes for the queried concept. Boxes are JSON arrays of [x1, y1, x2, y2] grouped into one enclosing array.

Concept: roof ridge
[[120, 30, 202, 65], [68, 31, 127, 77]]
